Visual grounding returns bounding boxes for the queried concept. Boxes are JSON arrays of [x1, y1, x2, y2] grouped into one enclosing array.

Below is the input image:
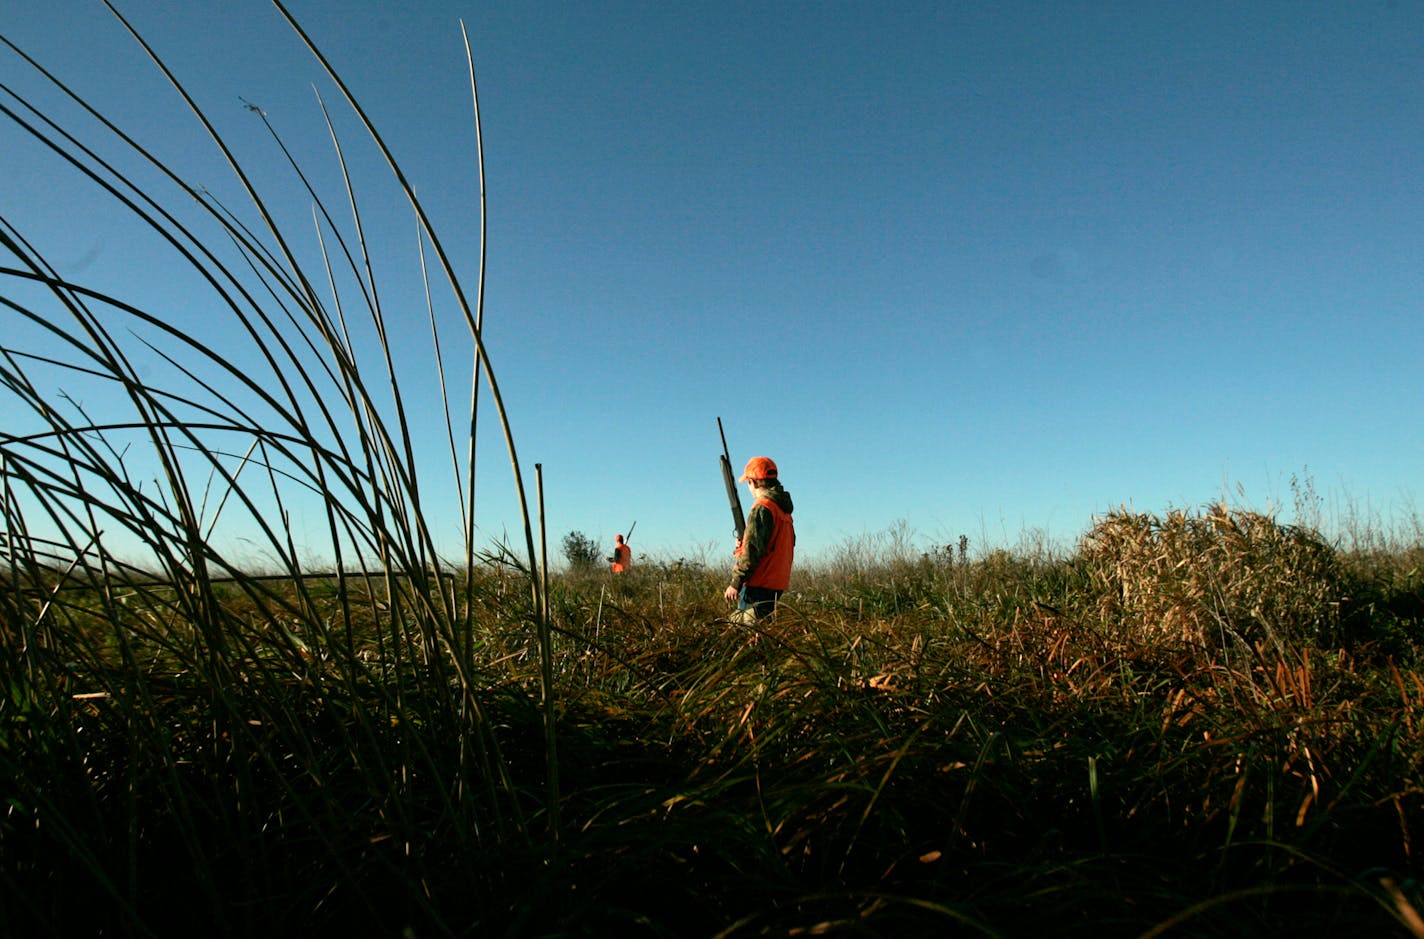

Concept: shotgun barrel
[[717, 417, 745, 541]]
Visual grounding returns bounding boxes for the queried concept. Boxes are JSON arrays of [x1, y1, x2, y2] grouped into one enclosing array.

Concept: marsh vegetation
[[4, 509, 1423, 936]]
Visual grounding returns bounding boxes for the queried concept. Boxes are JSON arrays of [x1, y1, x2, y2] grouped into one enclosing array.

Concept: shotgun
[[717, 417, 745, 542]]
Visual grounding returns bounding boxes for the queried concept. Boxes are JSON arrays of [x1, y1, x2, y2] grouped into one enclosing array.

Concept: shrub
[[561, 531, 601, 570]]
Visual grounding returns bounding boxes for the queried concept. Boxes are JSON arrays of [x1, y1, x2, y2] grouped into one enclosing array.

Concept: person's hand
[[723, 585, 738, 602]]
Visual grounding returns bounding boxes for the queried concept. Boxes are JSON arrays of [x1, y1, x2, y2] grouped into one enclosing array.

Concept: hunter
[[724, 456, 795, 622], [609, 534, 632, 574]]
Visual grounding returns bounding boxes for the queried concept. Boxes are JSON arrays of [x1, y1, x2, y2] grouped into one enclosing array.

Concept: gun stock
[[717, 418, 745, 541]]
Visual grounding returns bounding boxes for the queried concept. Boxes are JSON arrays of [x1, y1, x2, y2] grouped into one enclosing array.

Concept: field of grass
[[3, 6, 1422, 936], [3, 510, 1423, 937]]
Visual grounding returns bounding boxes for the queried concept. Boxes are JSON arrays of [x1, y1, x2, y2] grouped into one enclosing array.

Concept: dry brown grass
[[1080, 502, 1344, 652]]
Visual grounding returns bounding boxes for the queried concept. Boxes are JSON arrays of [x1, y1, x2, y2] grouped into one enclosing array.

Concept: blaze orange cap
[[615, 534, 624, 542], [738, 456, 778, 482]]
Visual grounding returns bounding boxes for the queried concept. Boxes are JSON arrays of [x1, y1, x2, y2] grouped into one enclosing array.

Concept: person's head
[[739, 456, 778, 489], [615, 534, 624, 544]]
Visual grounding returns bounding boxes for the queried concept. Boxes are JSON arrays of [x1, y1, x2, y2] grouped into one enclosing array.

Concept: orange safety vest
[[745, 498, 795, 591], [611, 543, 631, 573]]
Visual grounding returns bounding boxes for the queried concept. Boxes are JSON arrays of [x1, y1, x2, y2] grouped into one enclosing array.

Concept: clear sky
[[3, 1, 1421, 566]]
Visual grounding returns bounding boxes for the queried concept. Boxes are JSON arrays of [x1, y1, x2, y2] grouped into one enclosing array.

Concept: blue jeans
[[737, 585, 783, 620]]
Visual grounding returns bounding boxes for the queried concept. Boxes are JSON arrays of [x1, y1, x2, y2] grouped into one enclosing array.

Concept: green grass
[[2, 535, 1423, 936]]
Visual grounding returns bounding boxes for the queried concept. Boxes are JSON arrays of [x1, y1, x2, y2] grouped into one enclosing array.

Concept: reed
[[2, 3, 554, 933]]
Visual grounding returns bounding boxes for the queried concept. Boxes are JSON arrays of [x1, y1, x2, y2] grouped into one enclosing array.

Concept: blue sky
[[3, 1, 1421, 566]]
